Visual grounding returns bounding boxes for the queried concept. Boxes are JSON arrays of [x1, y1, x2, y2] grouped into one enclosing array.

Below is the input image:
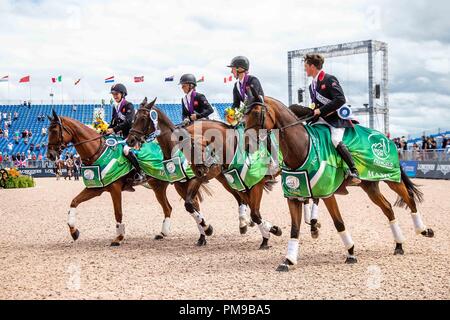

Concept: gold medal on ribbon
[[308, 103, 316, 110]]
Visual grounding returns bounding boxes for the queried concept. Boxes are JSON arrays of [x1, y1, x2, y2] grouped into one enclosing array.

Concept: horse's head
[[243, 86, 276, 133], [127, 97, 157, 149], [46, 110, 72, 161]]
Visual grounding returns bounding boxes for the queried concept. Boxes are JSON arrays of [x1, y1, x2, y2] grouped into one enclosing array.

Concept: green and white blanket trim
[[282, 124, 401, 199], [81, 136, 194, 188], [224, 125, 282, 192]]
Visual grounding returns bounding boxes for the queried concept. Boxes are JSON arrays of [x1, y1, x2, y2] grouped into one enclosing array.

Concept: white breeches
[[314, 118, 345, 147]]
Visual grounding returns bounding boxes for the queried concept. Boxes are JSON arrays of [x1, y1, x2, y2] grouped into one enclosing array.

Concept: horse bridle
[[128, 108, 161, 144], [48, 117, 105, 164]]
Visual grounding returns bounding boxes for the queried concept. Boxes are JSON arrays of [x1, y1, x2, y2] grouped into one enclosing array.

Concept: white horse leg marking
[[161, 218, 171, 237], [411, 211, 427, 234], [286, 239, 300, 265], [191, 211, 206, 235], [116, 223, 125, 237], [257, 220, 272, 239], [311, 203, 319, 221], [339, 230, 355, 257], [389, 220, 405, 243], [239, 204, 250, 228], [68, 207, 77, 228], [303, 203, 311, 224]]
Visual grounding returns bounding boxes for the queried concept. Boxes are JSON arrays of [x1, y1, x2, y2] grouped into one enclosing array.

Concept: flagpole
[[7, 78, 10, 104], [29, 80, 31, 103], [61, 79, 64, 104]]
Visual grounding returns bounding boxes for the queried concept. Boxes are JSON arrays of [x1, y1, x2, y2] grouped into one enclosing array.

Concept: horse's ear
[[141, 97, 148, 106], [146, 97, 157, 109], [52, 109, 58, 119], [47, 115, 53, 122]]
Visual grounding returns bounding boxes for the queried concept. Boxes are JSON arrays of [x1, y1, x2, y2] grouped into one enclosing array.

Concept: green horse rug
[[81, 136, 194, 188], [224, 125, 282, 192], [282, 124, 401, 199]]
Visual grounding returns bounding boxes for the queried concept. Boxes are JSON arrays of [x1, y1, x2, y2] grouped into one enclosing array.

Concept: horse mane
[[59, 116, 101, 136], [265, 96, 303, 122]]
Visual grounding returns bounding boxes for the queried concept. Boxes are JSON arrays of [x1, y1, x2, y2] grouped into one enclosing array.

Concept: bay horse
[[243, 88, 434, 271], [126, 98, 285, 250], [46, 107, 212, 247]]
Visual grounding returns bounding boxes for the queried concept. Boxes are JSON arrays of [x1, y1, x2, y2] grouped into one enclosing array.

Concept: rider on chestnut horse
[[179, 74, 214, 125], [290, 54, 361, 185], [106, 83, 145, 183]]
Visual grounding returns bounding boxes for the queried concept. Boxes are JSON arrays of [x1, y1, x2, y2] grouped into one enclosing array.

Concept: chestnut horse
[[127, 98, 285, 250], [243, 89, 434, 271], [46, 107, 212, 247]]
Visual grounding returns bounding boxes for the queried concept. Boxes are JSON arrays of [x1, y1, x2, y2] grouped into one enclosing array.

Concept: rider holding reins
[[303, 54, 361, 185], [106, 83, 145, 183]]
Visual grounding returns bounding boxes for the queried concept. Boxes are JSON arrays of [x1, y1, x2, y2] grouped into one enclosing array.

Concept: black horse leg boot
[[125, 151, 146, 184], [336, 142, 361, 186]]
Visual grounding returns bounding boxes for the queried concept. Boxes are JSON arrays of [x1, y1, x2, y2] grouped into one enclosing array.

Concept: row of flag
[[0, 74, 234, 85]]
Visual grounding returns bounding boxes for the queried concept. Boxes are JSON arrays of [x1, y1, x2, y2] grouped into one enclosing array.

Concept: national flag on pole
[[19, 76, 30, 83], [74, 78, 81, 86], [134, 76, 144, 83], [105, 76, 115, 83], [0, 75, 9, 82], [224, 75, 233, 83], [197, 75, 205, 83], [51, 75, 62, 83], [164, 76, 174, 82]]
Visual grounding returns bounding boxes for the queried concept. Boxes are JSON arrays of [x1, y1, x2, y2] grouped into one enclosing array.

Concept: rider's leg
[[123, 145, 145, 182], [331, 127, 360, 184]]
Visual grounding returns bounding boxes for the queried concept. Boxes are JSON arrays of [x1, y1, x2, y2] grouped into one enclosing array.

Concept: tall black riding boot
[[336, 142, 361, 185], [125, 151, 146, 184]]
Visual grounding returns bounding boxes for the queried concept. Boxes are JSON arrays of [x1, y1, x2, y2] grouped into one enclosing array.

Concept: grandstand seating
[[0, 102, 232, 159]]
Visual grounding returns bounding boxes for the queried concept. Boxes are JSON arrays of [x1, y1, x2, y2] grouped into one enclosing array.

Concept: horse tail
[[394, 167, 424, 208], [263, 178, 278, 193], [196, 183, 213, 203]]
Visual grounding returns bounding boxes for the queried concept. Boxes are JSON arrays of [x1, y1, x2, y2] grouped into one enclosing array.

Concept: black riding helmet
[[179, 74, 197, 86], [110, 83, 127, 97], [227, 56, 250, 71]]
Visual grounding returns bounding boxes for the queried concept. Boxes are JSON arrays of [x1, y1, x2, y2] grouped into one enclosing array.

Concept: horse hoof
[[394, 248, 404, 255], [421, 228, 435, 238], [239, 225, 248, 235], [270, 226, 282, 237], [345, 256, 358, 264], [71, 229, 80, 241], [276, 264, 290, 272], [110, 242, 121, 247], [311, 229, 319, 239], [249, 221, 256, 227], [154, 234, 164, 240], [196, 237, 207, 247], [205, 225, 213, 237], [259, 238, 271, 250]]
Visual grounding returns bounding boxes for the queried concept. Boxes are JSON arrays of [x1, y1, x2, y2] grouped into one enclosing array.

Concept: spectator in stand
[[23, 101, 27, 107], [11, 153, 17, 162], [13, 131, 19, 144], [442, 135, 448, 149], [7, 142, 13, 153], [4, 128, 8, 140], [38, 153, 43, 161], [2, 112, 6, 121], [28, 130, 33, 138], [0, 152, 3, 163], [0, 128, 3, 138], [4, 154, 9, 163], [30, 143, 35, 152], [41, 127, 47, 136], [22, 129, 28, 139], [27, 150, 31, 160], [73, 104, 77, 112], [400, 136, 407, 151], [13, 111, 19, 121], [28, 101, 31, 108], [73, 154, 81, 181]]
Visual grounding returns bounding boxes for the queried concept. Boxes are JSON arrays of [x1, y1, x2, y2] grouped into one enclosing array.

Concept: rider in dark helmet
[[228, 56, 264, 109], [179, 74, 213, 125], [106, 83, 145, 184]]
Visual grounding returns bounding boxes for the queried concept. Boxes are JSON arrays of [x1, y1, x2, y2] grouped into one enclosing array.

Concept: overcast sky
[[0, 0, 448, 137]]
